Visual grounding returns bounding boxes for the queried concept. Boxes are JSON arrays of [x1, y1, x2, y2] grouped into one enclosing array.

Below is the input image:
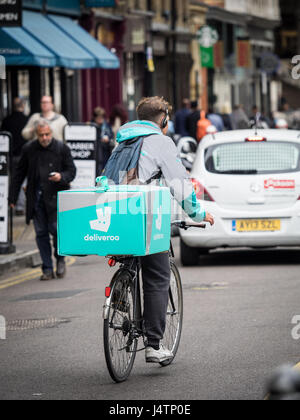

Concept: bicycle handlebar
[[172, 221, 206, 230]]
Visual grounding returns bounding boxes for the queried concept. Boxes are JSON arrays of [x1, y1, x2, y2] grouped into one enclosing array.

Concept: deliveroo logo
[[90, 207, 112, 233]]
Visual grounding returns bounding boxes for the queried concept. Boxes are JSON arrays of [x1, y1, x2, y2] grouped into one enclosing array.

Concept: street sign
[[0, 132, 15, 254], [197, 26, 219, 48], [260, 52, 280, 75], [197, 26, 219, 69], [0, 0, 22, 27], [64, 124, 98, 189]]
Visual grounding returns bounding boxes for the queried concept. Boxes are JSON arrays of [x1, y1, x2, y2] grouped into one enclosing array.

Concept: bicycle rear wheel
[[103, 270, 137, 383], [160, 261, 183, 367]]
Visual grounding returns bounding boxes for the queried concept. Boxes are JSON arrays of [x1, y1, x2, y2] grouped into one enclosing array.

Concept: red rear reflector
[[245, 136, 266, 142], [108, 258, 116, 267], [191, 179, 214, 202], [105, 287, 111, 298]]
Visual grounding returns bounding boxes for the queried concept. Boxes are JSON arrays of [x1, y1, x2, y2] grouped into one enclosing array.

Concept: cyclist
[[103, 96, 214, 363]]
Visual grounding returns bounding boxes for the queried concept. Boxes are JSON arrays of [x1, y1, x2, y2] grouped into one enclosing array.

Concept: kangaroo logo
[[156, 205, 162, 231], [90, 207, 112, 233]]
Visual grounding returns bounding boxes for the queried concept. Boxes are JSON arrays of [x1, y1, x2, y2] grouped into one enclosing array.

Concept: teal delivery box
[[58, 182, 171, 257]]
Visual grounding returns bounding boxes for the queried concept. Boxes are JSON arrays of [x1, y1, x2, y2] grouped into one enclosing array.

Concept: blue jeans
[[33, 194, 63, 273]]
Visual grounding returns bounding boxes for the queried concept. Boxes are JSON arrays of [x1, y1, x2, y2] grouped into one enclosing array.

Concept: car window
[[205, 141, 300, 175]]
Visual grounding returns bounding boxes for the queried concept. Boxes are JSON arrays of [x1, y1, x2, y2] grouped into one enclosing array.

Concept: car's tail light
[[105, 287, 111, 298], [191, 179, 214, 202]]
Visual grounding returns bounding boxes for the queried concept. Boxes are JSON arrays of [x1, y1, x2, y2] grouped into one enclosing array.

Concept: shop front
[[0, 1, 120, 124]]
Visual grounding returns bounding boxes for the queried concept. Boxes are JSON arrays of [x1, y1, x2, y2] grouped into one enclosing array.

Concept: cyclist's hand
[[204, 212, 215, 226]]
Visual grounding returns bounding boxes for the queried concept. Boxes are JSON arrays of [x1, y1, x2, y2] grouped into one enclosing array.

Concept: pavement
[[0, 214, 41, 278]]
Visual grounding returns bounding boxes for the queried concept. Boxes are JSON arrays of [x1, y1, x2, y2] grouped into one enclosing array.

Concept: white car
[[180, 129, 300, 265]]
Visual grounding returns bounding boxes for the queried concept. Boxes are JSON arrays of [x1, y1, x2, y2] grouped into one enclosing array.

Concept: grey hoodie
[[116, 120, 206, 222]]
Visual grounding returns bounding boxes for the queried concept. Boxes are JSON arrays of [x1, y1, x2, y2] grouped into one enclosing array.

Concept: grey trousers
[[141, 252, 171, 347]]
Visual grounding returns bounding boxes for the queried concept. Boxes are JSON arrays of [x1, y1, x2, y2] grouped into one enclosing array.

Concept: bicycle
[[102, 220, 206, 383]]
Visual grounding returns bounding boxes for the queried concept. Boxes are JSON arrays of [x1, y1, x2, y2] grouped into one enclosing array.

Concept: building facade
[[0, 0, 120, 124], [194, 0, 281, 116], [87, 0, 196, 118]]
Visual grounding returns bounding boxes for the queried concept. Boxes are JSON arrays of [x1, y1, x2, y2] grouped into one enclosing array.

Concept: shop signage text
[[0, 0, 22, 27]]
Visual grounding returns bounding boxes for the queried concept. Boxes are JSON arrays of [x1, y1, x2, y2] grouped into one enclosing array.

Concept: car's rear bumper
[[180, 202, 300, 249]]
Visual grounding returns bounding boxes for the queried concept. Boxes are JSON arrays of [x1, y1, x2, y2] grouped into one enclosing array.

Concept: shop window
[[17, 70, 30, 115]]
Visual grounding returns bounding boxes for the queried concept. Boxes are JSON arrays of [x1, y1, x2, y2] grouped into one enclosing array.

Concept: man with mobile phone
[[9, 119, 76, 281]]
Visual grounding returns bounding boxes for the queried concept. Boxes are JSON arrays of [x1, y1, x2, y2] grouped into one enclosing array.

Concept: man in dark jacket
[[174, 98, 191, 137], [9, 119, 76, 281], [185, 100, 200, 140]]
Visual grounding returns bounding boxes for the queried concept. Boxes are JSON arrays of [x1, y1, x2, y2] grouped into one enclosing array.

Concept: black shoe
[[40, 270, 55, 281], [56, 259, 66, 279]]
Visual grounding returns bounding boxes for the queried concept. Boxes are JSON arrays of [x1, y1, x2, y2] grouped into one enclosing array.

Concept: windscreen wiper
[[219, 170, 258, 174]]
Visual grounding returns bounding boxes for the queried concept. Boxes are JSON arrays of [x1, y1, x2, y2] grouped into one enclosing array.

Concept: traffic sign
[[260, 52, 280, 75]]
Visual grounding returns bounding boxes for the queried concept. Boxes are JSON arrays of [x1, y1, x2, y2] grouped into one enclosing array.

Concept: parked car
[[180, 129, 300, 265]]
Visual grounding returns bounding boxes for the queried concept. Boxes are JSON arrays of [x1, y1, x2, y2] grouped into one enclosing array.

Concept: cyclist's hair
[[136, 96, 172, 124]]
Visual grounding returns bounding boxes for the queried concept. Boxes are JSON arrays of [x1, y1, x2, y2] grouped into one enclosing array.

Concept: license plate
[[232, 219, 281, 232]]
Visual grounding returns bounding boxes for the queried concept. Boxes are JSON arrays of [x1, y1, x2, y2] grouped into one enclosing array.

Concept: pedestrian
[[230, 105, 249, 130], [174, 98, 191, 137], [90, 107, 114, 175], [220, 104, 233, 131], [109, 104, 129, 141], [22, 95, 67, 141], [1, 97, 28, 215], [185, 100, 200, 140], [207, 107, 224, 132], [196, 110, 212, 142], [9, 119, 76, 281], [249, 105, 270, 129]]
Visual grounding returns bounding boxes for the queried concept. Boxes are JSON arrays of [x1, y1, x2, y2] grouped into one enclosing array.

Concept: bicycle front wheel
[[160, 261, 183, 367], [103, 270, 137, 383]]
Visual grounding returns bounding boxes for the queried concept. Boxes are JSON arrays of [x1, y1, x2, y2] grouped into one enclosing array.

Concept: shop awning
[[0, 26, 56, 67], [23, 11, 96, 69], [48, 14, 120, 69]]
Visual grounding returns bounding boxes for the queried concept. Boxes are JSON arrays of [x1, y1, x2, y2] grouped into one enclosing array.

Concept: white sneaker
[[145, 345, 174, 363]]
